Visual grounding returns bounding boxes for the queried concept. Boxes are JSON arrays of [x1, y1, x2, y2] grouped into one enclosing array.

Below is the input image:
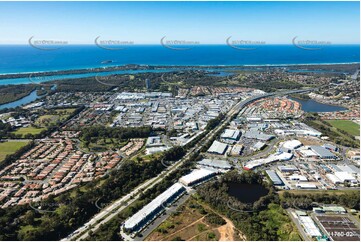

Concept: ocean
[[0, 44, 359, 74]]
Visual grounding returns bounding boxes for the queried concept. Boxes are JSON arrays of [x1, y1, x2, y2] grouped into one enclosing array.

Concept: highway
[[63, 88, 314, 241]]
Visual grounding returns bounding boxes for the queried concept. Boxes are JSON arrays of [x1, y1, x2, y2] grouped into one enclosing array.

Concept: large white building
[[274, 129, 322, 137], [298, 216, 322, 237], [334, 172, 358, 184], [197, 159, 232, 170], [207, 140, 228, 155], [310, 146, 338, 160], [221, 129, 241, 141], [123, 183, 186, 232], [244, 151, 293, 170], [282, 140, 302, 152], [179, 168, 216, 186]]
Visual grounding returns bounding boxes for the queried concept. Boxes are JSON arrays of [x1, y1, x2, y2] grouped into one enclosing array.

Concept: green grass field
[[326, 120, 360, 136], [0, 141, 29, 162], [35, 108, 75, 127], [12, 126, 45, 137]]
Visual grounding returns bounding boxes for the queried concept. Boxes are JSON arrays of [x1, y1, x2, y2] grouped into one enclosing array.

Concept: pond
[[227, 182, 269, 204], [289, 96, 347, 113]]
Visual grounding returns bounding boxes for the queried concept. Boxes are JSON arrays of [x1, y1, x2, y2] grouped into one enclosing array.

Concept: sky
[[0, 1, 359, 44]]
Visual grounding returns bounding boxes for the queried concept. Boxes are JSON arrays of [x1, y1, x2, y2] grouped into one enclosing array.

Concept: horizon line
[[0, 43, 360, 46]]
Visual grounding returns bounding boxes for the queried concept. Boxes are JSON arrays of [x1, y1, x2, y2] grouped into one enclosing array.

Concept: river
[[0, 90, 41, 110]]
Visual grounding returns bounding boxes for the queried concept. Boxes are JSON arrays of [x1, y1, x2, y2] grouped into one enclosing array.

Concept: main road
[[63, 88, 314, 241]]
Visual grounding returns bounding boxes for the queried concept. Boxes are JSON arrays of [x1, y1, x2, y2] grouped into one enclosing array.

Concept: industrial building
[[326, 174, 342, 185], [146, 136, 163, 147], [207, 140, 228, 155], [309, 146, 338, 160], [278, 165, 298, 173], [179, 168, 216, 186], [244, 151, 293, 170], [243, 130, 275, 141], [230, 144, 244, 156], [322, 144, 338, 152], [265, 170, 283, 185], [197, 159, 232, 170], [281, 140, 302, 153], [251, 141, 266, 151], [123, 183, 186, 232], [274, 129, 322, 137], [289, 174, 308, 182], [298, 216, 322, 237], [221, 129, 241, 141], [336, 165, 360, 176], [313, 206, 346, 214], [296, 183, 317, 189], [298, 149, 318, 158], [334, 172, 358, 184]]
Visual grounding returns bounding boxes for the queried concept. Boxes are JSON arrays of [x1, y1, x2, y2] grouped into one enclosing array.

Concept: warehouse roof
[[124, 183, 185, 230], [289, 174, 308, 181], [265, 170, 283, 185], [337, 165, 359, 174], [321, 205, 346, 213], [253, 141, 266, 150], [244, 152, 293, 170], [179, 169, 216, 186], [198, 159, 232, 169], [310, 146, 337, 158], [299, 149, 318, 157], [283, 140, 302, 150], [296, 183, 317, 189], [244, 130, 275, 141], [326, 174, 341, 184], [298, 216, 322, 237], [334, 172, 357, 182], [207, 140, 228, 154], [348, 165, 360, 174], [278, 165, 298, 172], [221, 129, 241, 140]]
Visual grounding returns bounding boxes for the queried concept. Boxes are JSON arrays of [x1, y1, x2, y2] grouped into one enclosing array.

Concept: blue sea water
[[0, 44, 359, 74]]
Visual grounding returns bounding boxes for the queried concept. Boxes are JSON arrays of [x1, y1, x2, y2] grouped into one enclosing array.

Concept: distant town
[[0, 64, 359, 241]]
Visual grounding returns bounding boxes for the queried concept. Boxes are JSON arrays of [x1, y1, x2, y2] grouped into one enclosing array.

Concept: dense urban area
[[0, 64, 359, 241]]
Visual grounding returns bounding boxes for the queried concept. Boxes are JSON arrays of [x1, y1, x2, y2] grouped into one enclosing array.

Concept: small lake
[[227, 182, 269, 204], [289, 96, 348, 113]]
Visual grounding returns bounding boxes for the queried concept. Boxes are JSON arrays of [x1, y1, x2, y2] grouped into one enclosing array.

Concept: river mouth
[[227, 182, 269, 204]]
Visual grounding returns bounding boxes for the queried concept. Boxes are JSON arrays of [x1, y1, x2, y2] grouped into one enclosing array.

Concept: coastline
[[0, 62, 359, 79]]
